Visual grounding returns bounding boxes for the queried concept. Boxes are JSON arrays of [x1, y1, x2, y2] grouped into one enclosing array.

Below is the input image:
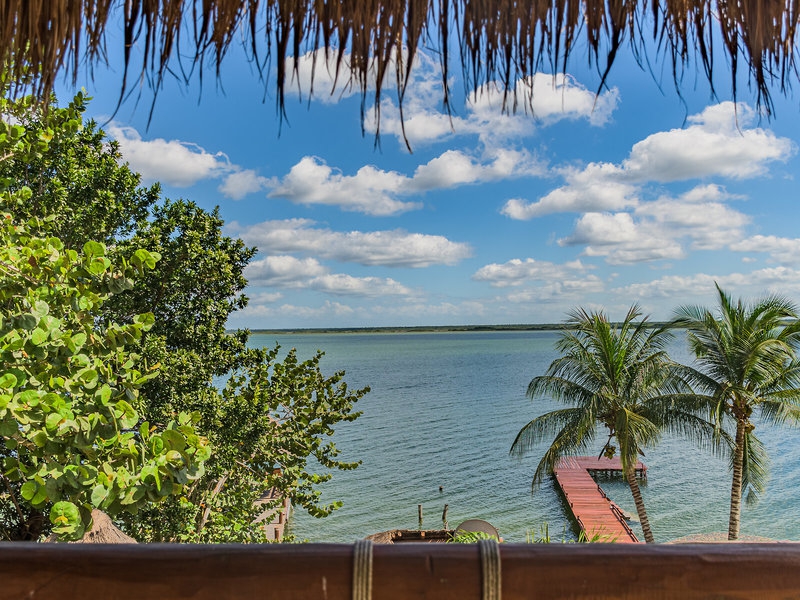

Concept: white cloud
[[472, 258, 592, 287], [229, 219, 472, 268], [107, 123, 233, 186], [410, 149, 544, 190], [470, 74, 619, 128], [676, 183, 738, 203], [370, 300, 490, 320], [504, 277, 606, 303], [561, 212, 639, 246], [309, 274, 412, 297], [219, 169, 272, 200], [555, 184, 750, 264], [635, 194, 750, 251], [501, 163, 637, 219], [247, 291, 284, 304], [245, 255, 327, 287], [621, 103, 794, 181], [376, 68, 619, 148], [238, 300, 356, 320], [268, 156, 418, 216], [245, 255, 413, 297], [615, 267, 800, 300], [267, 52, 587, 215], [287, 50, 619, 150], [503, 102, 794, 221], [730, 235, 800, 265], [269, 148, 545, 215]]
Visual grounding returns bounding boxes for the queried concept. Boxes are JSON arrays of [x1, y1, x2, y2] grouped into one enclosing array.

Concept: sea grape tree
[[1, 89, 368, 542], [0, 214, 210, 540]]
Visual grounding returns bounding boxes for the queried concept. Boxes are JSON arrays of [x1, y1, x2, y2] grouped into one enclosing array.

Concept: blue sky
[[57, 37, 800, 329]]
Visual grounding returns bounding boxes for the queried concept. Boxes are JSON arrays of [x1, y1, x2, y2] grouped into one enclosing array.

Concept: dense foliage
[[0, 217, 209, 541], [1, 91, 367, 542]]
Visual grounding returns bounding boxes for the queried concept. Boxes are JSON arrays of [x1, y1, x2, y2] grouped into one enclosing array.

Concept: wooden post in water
[[418, 504, 423, 529], [442, 504, 449, 530]]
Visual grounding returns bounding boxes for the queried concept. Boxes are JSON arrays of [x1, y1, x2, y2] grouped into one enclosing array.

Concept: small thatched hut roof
[[1, 1, 798, 131]]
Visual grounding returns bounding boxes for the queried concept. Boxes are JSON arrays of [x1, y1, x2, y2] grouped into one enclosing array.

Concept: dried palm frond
[[1, 0, 797, 133]]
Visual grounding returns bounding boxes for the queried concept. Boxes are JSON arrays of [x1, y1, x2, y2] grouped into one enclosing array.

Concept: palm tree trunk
[[728, 419, 746, 541], [625, 465, 654, 543]]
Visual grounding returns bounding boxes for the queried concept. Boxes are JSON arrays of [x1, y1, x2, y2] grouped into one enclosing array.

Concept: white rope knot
[[478, 538, 502, 600], [352, 539, 373, 600]]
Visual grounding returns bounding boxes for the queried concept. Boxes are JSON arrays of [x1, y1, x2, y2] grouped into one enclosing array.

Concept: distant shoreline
[[245, 324, 564, 335], [243, 322, 672, 335], [237, 321, 674, 335]]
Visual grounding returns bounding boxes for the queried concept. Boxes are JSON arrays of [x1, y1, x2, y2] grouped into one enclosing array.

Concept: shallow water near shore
[[250, 330, 800, 543]]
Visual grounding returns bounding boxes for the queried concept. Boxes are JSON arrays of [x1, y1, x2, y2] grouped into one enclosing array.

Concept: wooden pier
[[553, 456, 646, 543], [253, 484, 292, 540]]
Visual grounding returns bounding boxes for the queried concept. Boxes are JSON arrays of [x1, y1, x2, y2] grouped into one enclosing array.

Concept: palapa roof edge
[[1, 1, 797, 137]]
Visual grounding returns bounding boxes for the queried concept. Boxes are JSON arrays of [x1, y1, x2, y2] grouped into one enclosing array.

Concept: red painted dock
[[553, 456, 646, 543]]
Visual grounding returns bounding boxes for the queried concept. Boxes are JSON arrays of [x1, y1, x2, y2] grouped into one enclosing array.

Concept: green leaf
[[149, 435, 164, 455], [31, 485, 48, 506], [114, 400, 138, 429], [91, 484, 109, 507], [160, 429, 186, 451], [87, 256, 111, 275], [0, 417, 18, 436], [20, 480, 37, 501], [49, 501, 85, 540], [16, 314, 37, 331], [77, 368, 98, 387], [132, 249, 158, 270], [30, 327, 48, 345], [165, 450, 183, 463], [31, 300, 50, 317], [133, 312, 155, 328], [71, 332, 87, 349], [46, 412, 63, 431], [17, 389, 41, 406], [0, 373, 17, 389], [97, 384, 112, 405], [83, 241, 105, 258]]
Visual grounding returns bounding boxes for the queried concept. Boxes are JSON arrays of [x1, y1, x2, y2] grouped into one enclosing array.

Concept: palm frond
[[510, 407, 594, 459], [740, 432, 769, 507], [759, 398, 800, 427], [641, 403, 733, 458], [511, 406, 597, 490]]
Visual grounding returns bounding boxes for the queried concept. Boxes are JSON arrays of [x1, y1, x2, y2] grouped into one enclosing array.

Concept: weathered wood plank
[[3, 543, 800, 599], [553, 457, 640, 543]]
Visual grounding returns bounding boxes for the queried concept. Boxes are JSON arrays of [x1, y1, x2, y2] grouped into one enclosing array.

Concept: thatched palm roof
[[1, 1, 797, 127]]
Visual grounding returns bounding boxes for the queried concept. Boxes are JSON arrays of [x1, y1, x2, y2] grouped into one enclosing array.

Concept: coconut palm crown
[[511, 305, 720, 544], [672, 284, 800, 541]]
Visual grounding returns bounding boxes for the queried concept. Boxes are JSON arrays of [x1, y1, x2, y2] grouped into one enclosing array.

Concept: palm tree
[[511, 305, 716, 544], [673, 284, 800, 540]]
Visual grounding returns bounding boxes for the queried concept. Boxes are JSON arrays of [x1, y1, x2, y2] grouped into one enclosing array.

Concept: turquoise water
[[249, 330, 800, 543]]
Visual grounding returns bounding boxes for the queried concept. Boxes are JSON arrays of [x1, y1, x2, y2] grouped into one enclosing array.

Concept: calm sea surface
[[249, 330, 800, 543]]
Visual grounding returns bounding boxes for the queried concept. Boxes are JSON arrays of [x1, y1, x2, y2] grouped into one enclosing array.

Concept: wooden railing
[[3, 542, 800, 599]]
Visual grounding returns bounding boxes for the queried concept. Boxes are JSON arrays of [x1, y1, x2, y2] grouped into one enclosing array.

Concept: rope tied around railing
[[352, 539, 373, 600], [478, 539, 502, 600]]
